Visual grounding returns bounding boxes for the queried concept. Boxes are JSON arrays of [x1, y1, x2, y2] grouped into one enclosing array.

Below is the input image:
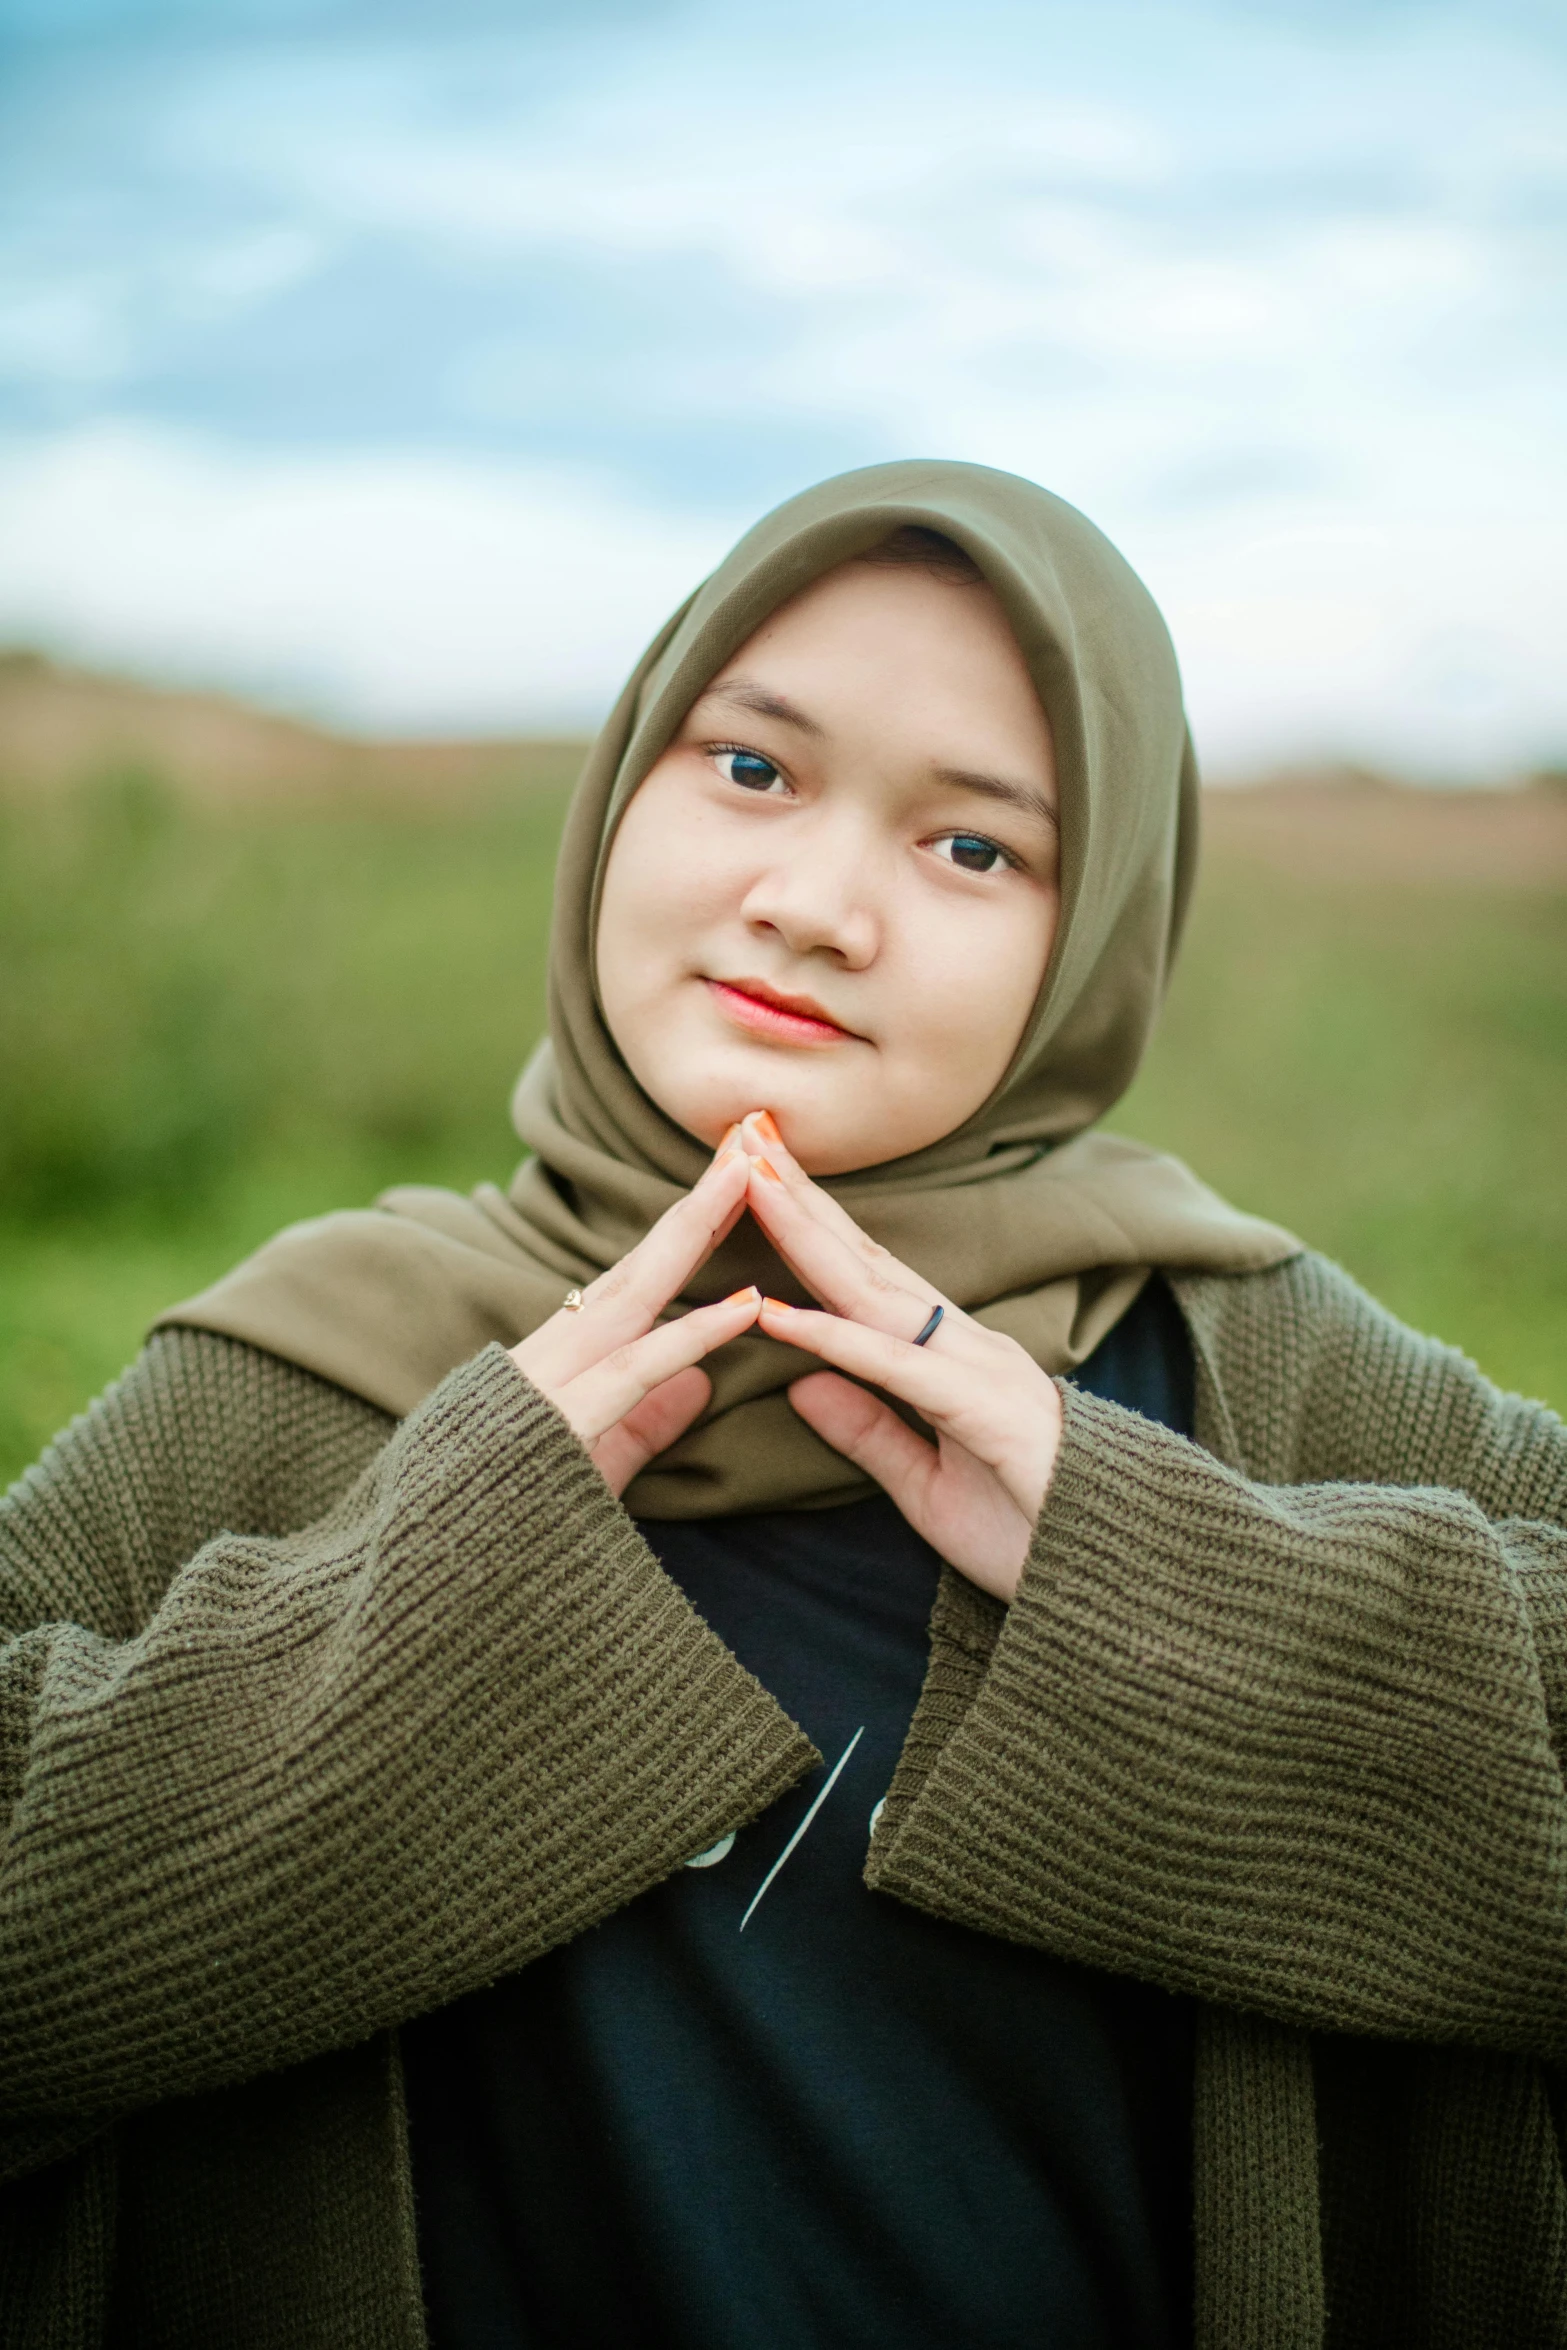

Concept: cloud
[[0, 0, 1562, 769], [5, 419, 1561, 776], [0, 423, 738, 729]]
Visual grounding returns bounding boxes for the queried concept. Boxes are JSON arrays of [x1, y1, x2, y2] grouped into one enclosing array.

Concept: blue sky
[[0, 0, 1563, 772]]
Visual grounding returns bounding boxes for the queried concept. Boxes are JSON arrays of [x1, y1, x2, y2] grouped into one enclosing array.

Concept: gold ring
[[562, 1288, 586, 1313]]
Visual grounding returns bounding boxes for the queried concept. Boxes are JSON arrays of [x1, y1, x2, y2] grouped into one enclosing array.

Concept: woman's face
[[595, 556, 1060, 1176]]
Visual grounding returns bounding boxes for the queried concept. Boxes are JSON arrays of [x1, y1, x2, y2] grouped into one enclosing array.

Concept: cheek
[[595, 778, 735, 1009], [892, 896, 1055, 1086]]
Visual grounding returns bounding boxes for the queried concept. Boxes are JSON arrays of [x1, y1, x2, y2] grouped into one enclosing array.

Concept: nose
[[738, 812, 880, 967]]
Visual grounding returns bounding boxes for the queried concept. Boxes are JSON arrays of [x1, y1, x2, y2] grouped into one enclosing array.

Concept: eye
[[930, 831, 1014, 875], [712, 747, 788, 794]]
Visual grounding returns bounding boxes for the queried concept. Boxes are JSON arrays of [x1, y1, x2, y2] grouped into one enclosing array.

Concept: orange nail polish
[[762, 1296, 792, 1312], [753, 1157, 783, 1183], [753, 1110, 782, 1145], [717, 1123, 741, 1152], [723, 1285, 761, 1305]]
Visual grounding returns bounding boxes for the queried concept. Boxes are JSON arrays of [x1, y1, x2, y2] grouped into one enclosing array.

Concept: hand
[[508, 1137, 761, 1495], [738, 1113, 1063, 1602]]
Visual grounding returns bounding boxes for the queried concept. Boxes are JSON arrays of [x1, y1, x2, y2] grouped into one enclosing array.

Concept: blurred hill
[[1201, 768, 1567, 885], [0, 648, 585, 800], [4, 646, 1565, 876]]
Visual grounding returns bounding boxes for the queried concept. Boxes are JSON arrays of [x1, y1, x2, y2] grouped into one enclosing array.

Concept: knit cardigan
[[1, 1251, 1565, 2350]]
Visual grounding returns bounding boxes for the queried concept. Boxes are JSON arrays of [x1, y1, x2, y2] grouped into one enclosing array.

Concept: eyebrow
[[698, 678, 1057, 834], [935, 765, 1059, 835], [701, 677, 827, 738]]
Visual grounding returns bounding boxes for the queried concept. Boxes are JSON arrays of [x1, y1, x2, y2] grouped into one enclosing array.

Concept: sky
[[0, 0, 1563, 775]]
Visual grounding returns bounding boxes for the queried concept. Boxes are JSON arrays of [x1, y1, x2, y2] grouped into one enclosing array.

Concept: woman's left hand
[[738, 1113, 1063, 1602]]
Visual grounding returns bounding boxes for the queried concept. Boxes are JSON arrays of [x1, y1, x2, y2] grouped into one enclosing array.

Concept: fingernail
[[723, 1285, 761, 1306], [717, 1123, 741, 1152], [752, 1110, 782, 1145], [761, 1296, 792, 1313], [753, 1157, 783, 1184]]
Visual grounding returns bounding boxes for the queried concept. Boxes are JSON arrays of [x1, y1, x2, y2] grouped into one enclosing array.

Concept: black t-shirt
[[404, 1276, 1197, 2350]]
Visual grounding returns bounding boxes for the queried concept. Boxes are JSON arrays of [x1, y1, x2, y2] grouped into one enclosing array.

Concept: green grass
[[1111, 858, 1567, 1412], [3, 771, 1564, 1487], [1, 765, 571, 1481]]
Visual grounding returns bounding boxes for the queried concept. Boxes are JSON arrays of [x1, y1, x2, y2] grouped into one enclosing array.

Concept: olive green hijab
[[158, 459, 1297, 1515]]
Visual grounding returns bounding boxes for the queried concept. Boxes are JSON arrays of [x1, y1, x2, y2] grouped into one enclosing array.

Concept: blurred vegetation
[[2, 765, 1565, 1485], [1110, 852, 1567, 1417], [1, 761, 572, 1481]]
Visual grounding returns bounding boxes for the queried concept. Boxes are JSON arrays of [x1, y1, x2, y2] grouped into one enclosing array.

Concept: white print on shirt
[[738, 1728, 865, 1933], [683, 1834, 736, 1870]]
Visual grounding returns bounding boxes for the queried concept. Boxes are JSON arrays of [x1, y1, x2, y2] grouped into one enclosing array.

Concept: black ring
[[912, 1304, 944, 1348]]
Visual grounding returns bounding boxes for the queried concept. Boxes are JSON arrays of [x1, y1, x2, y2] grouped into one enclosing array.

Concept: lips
[[705, 977, 860, 1046]]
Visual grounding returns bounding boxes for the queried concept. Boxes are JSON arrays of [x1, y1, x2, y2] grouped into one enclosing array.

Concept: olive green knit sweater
[[1, 1252, 1565, 2349]]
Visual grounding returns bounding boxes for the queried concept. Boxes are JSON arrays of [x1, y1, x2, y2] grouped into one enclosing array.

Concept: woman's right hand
[[507, 1136, 761, 1496]]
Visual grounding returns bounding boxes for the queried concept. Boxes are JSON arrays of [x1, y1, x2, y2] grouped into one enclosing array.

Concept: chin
[[624, 1008, 884, 1171], [660, 1066, 848, 1171], [745, 1094, 868, 1176], [646, 1024, 803, 1142]]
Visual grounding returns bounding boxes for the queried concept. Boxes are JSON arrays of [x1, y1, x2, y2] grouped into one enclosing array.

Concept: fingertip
[[710, 1286, 762, 1331], [741, 1109, 790, 1164]]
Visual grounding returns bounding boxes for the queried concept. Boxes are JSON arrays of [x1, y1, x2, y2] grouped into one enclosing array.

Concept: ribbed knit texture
[[866, 1250, 1567, 2349], [0, 1331, 816, 2346], [1, 1251, 1564, 2346]]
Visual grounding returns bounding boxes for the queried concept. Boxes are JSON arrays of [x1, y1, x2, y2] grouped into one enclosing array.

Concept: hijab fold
[[157, 460, 1297, 1516]]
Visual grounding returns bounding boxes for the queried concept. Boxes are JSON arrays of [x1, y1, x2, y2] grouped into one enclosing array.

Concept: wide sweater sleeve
[[0, 1330, 814, 2180], [867, 1251, 1567, 2060]]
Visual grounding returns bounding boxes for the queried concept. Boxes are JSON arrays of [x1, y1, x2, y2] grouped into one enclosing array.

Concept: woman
[[2, 460, 1564, 2350]]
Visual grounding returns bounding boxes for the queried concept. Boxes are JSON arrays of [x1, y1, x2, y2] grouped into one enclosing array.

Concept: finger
[[709, 1190, 750, 1251], [755, 1296, 957, 1417], [556, 1287, 761, 1447], [591, 1365, 710, 1497], [795, 1373, 1034, 1602], [764, 1299, 1060, 1535], [788, 1370, 940, 1514], [739, 1111, 902, 1267], [738, 1114, 957, 1335], [581, 1142, 751, 1324], [745, 1157, 955, 1342], [520, 1146, 751, 1383]]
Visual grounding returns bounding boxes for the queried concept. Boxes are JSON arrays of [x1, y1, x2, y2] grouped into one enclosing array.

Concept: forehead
[[706, 558, 1038, 701], [692, 558, 1054, 777], [715, 553, 1004, 665]]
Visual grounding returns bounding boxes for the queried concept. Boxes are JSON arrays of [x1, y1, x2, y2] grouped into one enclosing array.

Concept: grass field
[[3, 767, 1564, 1486], [1111, 796, 1567, 1417]]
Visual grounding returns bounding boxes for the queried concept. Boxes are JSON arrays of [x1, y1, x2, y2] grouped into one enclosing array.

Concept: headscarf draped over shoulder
[[156, 459, 1297, 1514]]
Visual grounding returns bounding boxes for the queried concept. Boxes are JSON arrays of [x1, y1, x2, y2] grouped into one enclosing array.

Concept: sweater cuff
[[0, 1339, 824, 2121], [864, 1380, 1213, 1979], [374, 1341, 824, 1929]]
